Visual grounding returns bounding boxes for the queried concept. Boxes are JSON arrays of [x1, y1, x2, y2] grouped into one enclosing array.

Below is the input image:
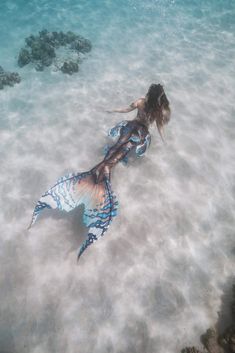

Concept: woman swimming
[[29, 84, 171, 260]]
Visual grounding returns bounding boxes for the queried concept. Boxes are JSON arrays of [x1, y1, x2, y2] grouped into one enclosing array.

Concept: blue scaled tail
[[29, 169, 118, 260], [29, 120, 151, 260]]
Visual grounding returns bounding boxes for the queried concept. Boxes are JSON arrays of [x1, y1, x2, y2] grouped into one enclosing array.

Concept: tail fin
[[29, 170, 118, 259], [78, 175, 118, 260]]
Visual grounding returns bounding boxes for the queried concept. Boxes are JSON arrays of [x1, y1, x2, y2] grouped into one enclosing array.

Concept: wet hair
[[145, 84, 171, 131]]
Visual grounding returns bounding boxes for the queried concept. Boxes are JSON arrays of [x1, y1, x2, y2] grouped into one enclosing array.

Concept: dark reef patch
[[18, 29, 92, 74], [61, 61, 79, 75], [0, 66, 21, 90], [181, 284, 235, 353]]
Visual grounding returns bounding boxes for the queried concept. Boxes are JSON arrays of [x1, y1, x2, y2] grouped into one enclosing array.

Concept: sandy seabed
[[0, 1, 235, 352]]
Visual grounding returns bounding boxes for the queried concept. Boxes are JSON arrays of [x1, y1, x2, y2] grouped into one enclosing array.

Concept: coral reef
[[219, 327, 235, 353], [17, 29, 92, 74], [0, 66, 21, 89], [201, 328, 224, 353], [181, 347, 203, 353], [181, 285, 235, 353], [61, 61, 79, 75], [219, 285, 235, 353]]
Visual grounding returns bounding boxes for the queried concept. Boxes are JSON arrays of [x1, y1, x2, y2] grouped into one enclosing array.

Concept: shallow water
[[0, 1, 235, 352]]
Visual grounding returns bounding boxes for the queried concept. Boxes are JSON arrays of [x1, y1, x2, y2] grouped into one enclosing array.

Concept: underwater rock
[[231, 285, 235, 319], [31, 41, 55, 61], [35, 63, 44, 71], [70, 37, 92, 53], [65, 31, 77, 44], [18, 30, 91, 73], [201, 329, 224, 353], [60, 61, 79, 75], [181, 348, 204, 353], [25, 34, 36, 47], [0, 67, 21, 89], [41, 55, 53, 67], [18, 48, 31, 67], [181, 284, 235, 353], [219, 327, 235, 353], [219, 286, 235, 353], [56, 31, 68, 46]]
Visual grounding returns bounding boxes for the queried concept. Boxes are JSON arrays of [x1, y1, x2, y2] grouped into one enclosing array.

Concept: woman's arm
[[106, 100, 138, 113]]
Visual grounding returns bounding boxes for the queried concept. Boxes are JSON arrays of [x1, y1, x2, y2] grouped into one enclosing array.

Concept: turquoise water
[[0, 1, 235, 352]]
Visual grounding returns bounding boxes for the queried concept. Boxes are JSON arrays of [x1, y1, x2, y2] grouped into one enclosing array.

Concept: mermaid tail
[[29, 169, 118, 260], [29, 120, 150, 261], [108, 120, 151, 158]]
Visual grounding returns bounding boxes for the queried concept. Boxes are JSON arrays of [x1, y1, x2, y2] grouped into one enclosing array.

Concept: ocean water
[[0, 0, 235, 352]]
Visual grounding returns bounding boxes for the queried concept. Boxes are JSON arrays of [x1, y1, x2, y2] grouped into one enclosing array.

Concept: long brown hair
[[145, 84, 171, 139]]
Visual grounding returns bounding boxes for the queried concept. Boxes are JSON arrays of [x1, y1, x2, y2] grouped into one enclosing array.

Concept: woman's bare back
[[134, 97, 150, 127]]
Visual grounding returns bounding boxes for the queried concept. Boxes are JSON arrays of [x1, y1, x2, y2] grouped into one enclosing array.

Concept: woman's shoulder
[[135, 97, 146, 108]]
